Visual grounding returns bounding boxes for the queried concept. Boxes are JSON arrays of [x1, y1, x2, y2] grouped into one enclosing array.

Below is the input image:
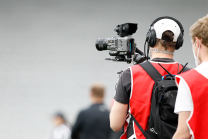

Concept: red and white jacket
[[120, 61, 184, 139], [176, 69, 208, 139]]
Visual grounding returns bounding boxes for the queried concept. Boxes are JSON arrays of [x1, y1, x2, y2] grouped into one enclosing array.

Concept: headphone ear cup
[[146, 29, 156, 47], [175, 33, 184, 50]]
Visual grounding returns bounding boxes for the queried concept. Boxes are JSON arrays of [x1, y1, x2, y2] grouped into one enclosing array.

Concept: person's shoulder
[[178, 68, 194, 77], [77, 107, 90, 116], [130, 63, 143, 69], [195, 62, 208, 77], [80, 104, 98, 112], [178, 62, 192, 72], [122, 61, 149, 74], [120, 68, 131, 76], [98, 104, 109, 112], [176, 69, 196, 86], [59, 124, 70, 130], [128, 62, 146, 73], [53, 124, 70, 132]]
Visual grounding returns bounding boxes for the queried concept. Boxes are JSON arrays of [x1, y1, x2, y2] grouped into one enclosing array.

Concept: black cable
[[144, 27, 151, 61], [147, 44, 150, 61], [135, 47, 145, 56], [144, 41, 148, 60]]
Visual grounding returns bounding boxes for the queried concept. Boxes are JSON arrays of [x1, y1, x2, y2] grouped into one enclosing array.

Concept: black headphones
[[146, 16, 184, 50]]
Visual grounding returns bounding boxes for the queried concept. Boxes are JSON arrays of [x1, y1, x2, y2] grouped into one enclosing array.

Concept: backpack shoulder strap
[[139, 61, 162, 82], [131, 114, 152, 139]]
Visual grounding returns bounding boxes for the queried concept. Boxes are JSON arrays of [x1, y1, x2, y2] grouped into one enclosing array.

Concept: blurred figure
[[71, 83, 112, 139], [51, 112, 71, 139]]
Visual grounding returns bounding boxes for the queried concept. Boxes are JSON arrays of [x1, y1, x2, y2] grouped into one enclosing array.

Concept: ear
[[194, 37, 200, 49]]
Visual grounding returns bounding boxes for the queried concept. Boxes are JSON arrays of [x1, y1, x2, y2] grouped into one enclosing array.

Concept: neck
[[150, 45, 174, 59], [199, 44, 208, 63], [91, 97, 103, 104], [151, 52, 174, 59], [201, 55, 208, 63]]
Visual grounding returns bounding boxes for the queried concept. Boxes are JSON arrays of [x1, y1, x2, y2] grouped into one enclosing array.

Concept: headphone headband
[[145, 16, 184, 58], [150, 16, 184, 34]]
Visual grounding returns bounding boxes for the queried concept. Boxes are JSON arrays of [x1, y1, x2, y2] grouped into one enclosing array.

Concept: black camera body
[[95, 23, 138, 63]]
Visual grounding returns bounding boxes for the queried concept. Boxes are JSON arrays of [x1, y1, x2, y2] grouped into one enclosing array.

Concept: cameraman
[[110, 17, 186, 139]]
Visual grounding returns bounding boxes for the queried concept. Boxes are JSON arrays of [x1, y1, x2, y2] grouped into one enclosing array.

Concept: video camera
[[95, 23, 145, 64]]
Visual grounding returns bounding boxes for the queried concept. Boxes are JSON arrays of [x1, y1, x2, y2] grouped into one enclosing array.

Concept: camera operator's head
[[90, 83, 105, 104], [190, 14, 208, 66], [146, 17, 184, 59]]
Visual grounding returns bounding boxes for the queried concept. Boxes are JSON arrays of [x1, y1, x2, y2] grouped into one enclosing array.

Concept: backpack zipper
[[150, 128, 158, 134]]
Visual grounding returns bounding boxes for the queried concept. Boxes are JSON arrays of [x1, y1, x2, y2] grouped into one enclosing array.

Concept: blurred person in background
[[51, 112, 71, 139], [71, 83, 112, 139]]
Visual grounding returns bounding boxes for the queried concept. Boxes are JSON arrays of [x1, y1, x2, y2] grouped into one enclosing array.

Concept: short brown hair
[[90, 83, 105, 98], [157, 30, 176, 49], [190, 14, 208, 47]]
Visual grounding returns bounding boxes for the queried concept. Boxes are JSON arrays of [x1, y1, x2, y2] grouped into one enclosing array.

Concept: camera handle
[[105, 47, 148, 64], [105, 55, 132, 63]]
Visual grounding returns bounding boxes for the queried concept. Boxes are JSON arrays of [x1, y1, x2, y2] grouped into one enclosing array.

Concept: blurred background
[[0, 0, 207, 138]]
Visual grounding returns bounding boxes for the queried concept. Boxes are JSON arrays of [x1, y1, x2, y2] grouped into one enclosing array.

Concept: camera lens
[[95, 38, 108, 51]]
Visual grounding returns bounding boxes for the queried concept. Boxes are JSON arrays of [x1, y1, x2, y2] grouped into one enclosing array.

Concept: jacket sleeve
[[114, 68, 131, 104]]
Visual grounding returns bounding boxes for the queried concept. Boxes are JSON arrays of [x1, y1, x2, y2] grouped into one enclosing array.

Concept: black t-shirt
[[114, 58, 176, 104], [71, 103, 112, 139]]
